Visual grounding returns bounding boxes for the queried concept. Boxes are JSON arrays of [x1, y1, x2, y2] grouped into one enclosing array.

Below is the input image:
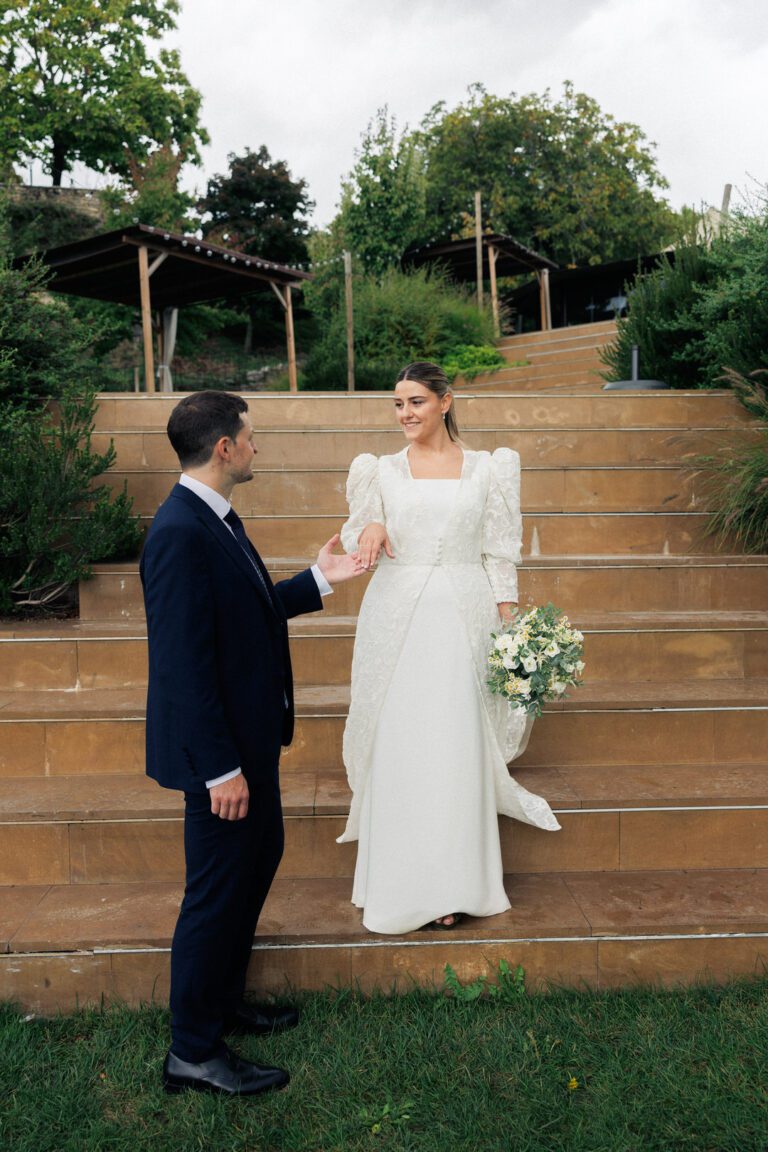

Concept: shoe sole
[[163, 1076, 289, 1096]]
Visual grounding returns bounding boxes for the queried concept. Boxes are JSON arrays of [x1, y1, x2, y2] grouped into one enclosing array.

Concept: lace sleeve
[[340, 454, 384, 554], [481, 448, 522, 602]]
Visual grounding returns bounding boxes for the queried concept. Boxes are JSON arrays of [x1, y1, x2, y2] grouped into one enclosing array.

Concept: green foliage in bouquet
[[488, 602, 584, 716]]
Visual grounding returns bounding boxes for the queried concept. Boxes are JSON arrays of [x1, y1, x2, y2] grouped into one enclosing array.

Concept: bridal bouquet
[[487, 602, 585, 716]]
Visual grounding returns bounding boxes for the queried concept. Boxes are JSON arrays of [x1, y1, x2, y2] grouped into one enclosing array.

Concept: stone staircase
[[2, 341, 768, 1012], [461, 318, 617, 390]]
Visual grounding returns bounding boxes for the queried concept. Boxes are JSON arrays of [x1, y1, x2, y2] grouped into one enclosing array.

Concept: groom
[[141, 390, 362, 1096]]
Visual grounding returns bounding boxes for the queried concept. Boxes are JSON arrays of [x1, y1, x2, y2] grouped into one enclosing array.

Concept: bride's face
[[394, 380, 449, 442]]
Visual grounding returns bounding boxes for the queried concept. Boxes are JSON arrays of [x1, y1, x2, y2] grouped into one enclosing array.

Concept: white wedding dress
[[339, 447, 560, 935]]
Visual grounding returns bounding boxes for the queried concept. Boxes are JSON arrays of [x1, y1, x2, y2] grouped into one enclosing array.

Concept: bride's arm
[[341, 454, 392, 569], [482, 449, 523, 614]]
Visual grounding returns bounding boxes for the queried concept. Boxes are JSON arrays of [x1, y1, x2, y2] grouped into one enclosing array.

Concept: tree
[[418, 83, 677, 266], [102, 141, 196, 231], [198, 146, 313, 265], [0, 0, 208, 186], [336, 108, 427, 276]]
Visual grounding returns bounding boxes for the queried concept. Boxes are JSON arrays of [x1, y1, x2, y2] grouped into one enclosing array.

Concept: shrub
[[601, 204, 768, 390], [691, 213, 768, 381], [599, 242, 713, 389], [0, 386, 142, 612], [0, 248, 142, 614], [685, 368, 768, 554], [442, 343, 506, 382], [303, 266, 497, 391]]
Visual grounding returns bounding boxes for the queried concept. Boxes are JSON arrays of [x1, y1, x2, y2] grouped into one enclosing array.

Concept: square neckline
[[404, 446, 466, 482]]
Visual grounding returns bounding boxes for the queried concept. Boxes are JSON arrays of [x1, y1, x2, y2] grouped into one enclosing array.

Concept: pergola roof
[[403, 232, 558, 279], [15, 223, 311, 309]]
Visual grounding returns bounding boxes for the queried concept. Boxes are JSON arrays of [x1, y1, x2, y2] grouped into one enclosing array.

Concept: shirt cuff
[[205, 767, 242, 789], [311, 563, 333, 597]]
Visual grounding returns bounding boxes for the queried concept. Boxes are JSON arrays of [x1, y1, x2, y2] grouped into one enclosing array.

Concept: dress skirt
[[352, 564, 512, 934]]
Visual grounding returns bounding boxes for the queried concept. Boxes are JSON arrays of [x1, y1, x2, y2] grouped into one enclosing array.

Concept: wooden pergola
[[17, 224, 312, 392], [403, 233, 559, 335]]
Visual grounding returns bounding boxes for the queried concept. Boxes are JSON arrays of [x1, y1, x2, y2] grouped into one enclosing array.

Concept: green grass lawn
[[2, 973, 767, 1152]]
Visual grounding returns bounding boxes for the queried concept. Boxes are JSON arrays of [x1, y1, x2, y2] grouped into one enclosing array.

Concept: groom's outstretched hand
[[316, 534, 367, 585]]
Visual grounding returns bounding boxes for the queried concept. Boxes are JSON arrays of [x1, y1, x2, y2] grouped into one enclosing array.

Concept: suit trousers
[[169, 773, 284, 1062]]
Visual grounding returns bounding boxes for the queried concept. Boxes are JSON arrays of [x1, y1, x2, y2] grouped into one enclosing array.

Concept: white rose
[[495, 635, 514, 652], [522, 655, 538, 674], [552, 680, 566, 695], [502, 653, 518, 669], [575, 660, 585, 673], [543, 642, 560, 658], [518, 679, 532, 697]]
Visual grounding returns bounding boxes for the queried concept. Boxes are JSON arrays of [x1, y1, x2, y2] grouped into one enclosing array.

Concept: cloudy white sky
[[71, 0, 768, 225]]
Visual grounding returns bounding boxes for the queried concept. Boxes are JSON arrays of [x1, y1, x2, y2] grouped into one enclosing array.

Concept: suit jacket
[[140, 483, 322, 793]]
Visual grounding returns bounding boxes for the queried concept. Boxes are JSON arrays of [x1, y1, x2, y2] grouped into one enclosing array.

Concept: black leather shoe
[[162, 1047, 289, 1096], [225, 1001, 300, 1037]]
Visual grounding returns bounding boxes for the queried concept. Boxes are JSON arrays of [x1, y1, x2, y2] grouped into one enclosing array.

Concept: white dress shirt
[[178, 473, 332, 789]]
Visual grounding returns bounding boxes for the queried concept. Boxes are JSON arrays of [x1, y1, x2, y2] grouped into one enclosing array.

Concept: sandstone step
[[6, 761, 766, 822], [94, 424, 756, 472], [496, 344, 614, 368], [104, 465, 713, 518], [2, 763, 767, 886], [91, 390, 751, 432], [497, 319, 618, 350], [3, 868, 768, 1011], [163, 510, 723, 558], [461, 372, 604, 392], [467, 364, 602, 385], [1, 682, 766, 778], [3, 612, 766, 691], [463, 373, 606, 393], [78, 555, 768, 621]]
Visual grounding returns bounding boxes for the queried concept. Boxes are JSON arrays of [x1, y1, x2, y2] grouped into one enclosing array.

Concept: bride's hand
[[498, 601, 517, 624], [358, 522, 394, 569]]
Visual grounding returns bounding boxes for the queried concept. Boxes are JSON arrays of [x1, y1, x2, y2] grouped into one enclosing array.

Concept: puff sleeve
[[340, 453, 385, 555], [481, 447, 523, 602]]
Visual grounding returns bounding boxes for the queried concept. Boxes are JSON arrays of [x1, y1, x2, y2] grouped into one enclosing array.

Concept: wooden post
[[538, 268, 552, 331], [474, 191, 483, 310], [343, 250, 355, 392], [284, 285, 298, 393], [488, 244, 500, 337], [138, 245, 155, 392]]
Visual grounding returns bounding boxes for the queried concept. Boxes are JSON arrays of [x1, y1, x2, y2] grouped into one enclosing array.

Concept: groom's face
[[228, 414, 257, 484]]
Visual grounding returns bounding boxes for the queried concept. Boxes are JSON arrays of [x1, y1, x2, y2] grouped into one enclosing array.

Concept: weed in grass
[[443, 958, 526, 1002]]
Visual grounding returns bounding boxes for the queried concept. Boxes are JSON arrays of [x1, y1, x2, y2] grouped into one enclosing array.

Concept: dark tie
[[224, 507, 271, 600]]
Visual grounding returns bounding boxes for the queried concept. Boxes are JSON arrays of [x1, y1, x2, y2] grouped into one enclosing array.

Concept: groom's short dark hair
[[167, 391, 249, 468]]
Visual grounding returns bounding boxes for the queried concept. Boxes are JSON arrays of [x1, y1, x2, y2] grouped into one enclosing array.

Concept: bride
[[338, 361, 560, 935]]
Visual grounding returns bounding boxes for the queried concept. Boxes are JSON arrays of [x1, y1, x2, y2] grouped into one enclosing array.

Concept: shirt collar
[[179, 473, 232, 520]]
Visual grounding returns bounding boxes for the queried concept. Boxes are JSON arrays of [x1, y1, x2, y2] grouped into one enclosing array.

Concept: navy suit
[[140, 483, 321, 1060]]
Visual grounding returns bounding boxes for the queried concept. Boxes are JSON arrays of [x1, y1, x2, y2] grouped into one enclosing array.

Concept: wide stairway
[[2, 327, 768, 1012], [462, 318, 618, 391]]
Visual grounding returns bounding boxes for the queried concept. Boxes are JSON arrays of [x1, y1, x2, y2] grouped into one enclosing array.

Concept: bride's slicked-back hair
[[395, 361, 461, 443]]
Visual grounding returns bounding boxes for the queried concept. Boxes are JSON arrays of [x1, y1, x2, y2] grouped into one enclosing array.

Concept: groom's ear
[[214, 435, 233, 461]]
